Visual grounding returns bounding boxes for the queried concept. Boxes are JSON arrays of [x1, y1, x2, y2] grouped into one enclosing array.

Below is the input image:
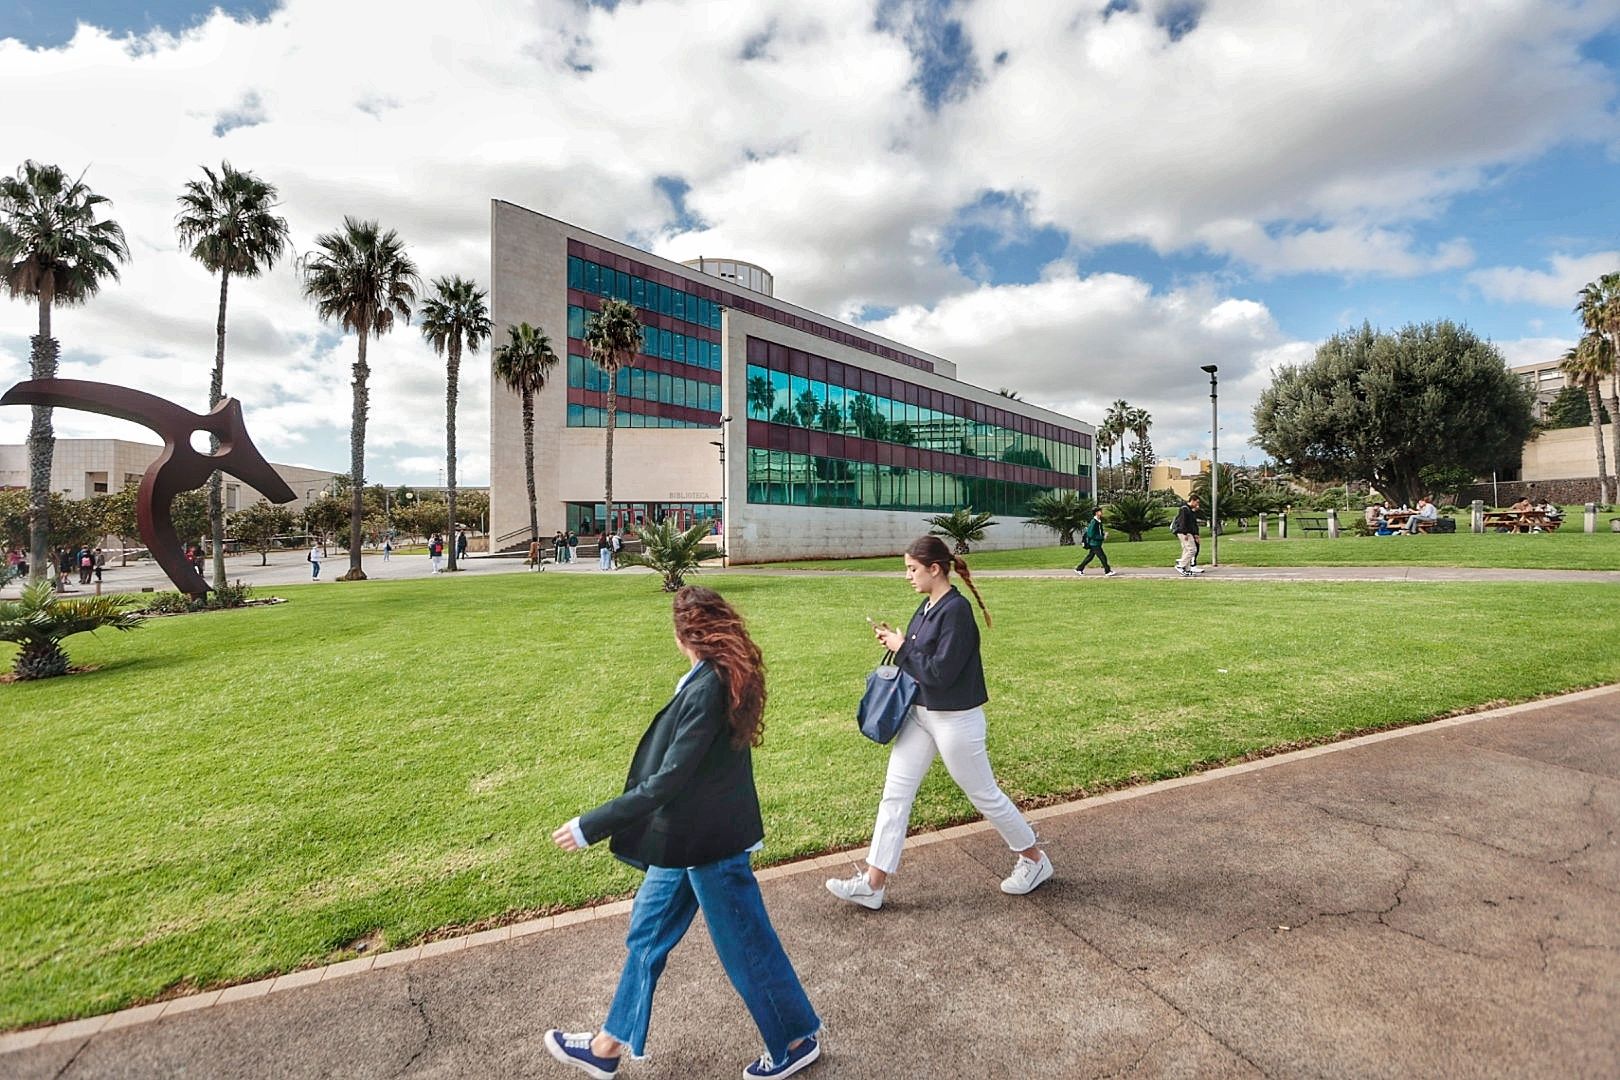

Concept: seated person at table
[[1406, 496, 1439, 533], [1510, 497, 1534, 512], [1364, 502, 1386, 529]]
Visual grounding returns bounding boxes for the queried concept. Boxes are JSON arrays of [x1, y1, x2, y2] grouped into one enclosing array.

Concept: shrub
[[618, 519, 721, 592], [1105, 493, 1172, 541], [926, 507, 996, 554], [0, 581, 142, 680], [1025, 491, 1094, 546]]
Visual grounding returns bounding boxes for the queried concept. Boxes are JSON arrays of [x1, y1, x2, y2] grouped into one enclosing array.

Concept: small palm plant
[[619, 518, 722, 592], [927, 507, 995, 554], [1025, 491, 1095, 545], [1105, 492, 1171, 541], [1, 580, 141, 680]]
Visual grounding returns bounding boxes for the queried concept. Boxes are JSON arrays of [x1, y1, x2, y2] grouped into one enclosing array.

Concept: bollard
[[1471, 499, 1484, 534], [1257, 512, 1268, 540], [1327, 508, 1340, 539], [1586, 502, 1597, 534], [1279, 511, 1289, 539]]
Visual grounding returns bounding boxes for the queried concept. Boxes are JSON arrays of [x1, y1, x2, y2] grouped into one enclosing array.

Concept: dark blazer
[[577, 663, 764, 870], [894, 587, 989, 711]]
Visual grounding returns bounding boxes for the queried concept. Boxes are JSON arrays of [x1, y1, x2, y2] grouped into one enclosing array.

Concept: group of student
[[21, 545, 108, 588], [542, 535, 1050, 1080], [1364, 497, 1440, 535], [1068, 496, 1210, 579]]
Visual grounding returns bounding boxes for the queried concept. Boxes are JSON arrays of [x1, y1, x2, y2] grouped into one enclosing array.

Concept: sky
[[1, 0, 1616, 485]]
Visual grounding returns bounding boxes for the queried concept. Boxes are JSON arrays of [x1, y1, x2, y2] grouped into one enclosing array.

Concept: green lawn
[[766, 519, 1620, 572], [4, 572, 1620, 1029]]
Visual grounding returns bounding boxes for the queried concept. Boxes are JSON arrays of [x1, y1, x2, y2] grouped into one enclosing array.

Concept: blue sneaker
[[744, 1035, 821, 1078], [544, 1030, 619, 1079]]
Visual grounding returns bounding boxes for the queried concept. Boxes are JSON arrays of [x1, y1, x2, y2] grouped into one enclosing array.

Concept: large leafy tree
[[1252, 321, 1536, 508], [233, 500, 297, 566], [175, 162, 290, 591], [300, 218, 419, 580], [1558, 334, 1614, 504], [1575, 275, 1620, 492], [0, 161, 130, 583], [582, 298, 644, 531], [418, 275, 491, 571], [492, 322, 559, 546]]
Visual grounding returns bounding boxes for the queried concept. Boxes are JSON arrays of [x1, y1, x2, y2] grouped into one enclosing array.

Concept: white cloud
[[1468, 251, 1620, 307], [0, 0, 1615, 483], [1493, 336, 1574, 368]]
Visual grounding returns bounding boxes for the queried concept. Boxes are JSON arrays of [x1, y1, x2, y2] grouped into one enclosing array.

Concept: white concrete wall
[[1522, 423, 1616, 481]]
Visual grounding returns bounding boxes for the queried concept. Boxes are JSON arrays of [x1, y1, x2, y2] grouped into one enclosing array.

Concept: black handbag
[[857, 651, 918, 744]]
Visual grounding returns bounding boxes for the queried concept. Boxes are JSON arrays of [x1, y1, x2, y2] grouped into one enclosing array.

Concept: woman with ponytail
[[827, 536, 1053, 910], [545, 586, 822, 1080]]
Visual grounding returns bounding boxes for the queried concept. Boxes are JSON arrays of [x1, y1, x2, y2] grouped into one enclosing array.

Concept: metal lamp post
[[1201, 364, 1219, 567], [709, 414, 732, 565]]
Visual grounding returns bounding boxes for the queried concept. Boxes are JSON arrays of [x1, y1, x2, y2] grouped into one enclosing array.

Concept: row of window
[[567, 404, 713, 428], [567, 354, 723, 414], [746, 449, 1069, 517], [567, 305, 721, 371], [567, 255, 723, 331], [746, 364, 1088, 477]]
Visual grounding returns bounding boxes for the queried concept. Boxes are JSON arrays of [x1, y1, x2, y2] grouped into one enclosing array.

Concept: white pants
[[866, 705, 1036, 875], [1175, 533, 1198, 569]]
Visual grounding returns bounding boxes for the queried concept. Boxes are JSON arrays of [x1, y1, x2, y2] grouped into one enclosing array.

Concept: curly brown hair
[[673, 586, 766, 749]]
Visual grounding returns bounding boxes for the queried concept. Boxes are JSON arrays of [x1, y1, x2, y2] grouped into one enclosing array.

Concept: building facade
[[1511, 359, 1566, 421], [489, 201, 1094, 562], [0, 439, 338, 513]]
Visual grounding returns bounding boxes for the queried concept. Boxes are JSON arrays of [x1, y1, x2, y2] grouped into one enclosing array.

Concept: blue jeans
[[602, 851, 819, 1060]]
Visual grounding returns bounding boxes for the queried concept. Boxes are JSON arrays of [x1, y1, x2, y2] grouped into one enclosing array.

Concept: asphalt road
[[5, 687, 1616, 1079]]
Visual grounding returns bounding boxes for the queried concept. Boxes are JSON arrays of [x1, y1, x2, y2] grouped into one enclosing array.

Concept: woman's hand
[[875, 625, 905, 652], [552, 823, 582, 852]]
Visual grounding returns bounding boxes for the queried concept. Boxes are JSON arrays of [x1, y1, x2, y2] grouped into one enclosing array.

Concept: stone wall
[[1461, 477, 1607, 507]]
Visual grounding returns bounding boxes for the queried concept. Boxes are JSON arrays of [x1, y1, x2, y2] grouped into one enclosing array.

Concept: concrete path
[[732, 565, 1620, 584], [6, 687, 1616, 1079]]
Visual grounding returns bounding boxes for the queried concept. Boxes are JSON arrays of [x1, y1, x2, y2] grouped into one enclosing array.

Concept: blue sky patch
[[0, 0, 278, 47]]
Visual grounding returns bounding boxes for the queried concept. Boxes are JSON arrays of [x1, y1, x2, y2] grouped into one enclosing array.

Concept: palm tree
[[1576, 275, 1620, 487], [1103, 398, 1131, 490], [619, 518, 722, 591], [419, 275, 491, 571], [492, 322, 559, 547], [926, 506, 996, 554], [300, 217, 419, 580], [175, 162, 290, 592], [1559, 335, 1613, 505], [583, 298, 644, 531], [1095, 427, 1116, 492], [1025, 490, 1095, 545], [0, 579, 141, 680], [0, 161, 130, 583], [1128, 407, 1153, 490], [1105, 492, 1172, 541], [995, 387, 1022, 400]]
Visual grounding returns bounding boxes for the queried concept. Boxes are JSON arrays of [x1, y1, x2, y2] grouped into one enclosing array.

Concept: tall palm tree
[[1560, 335, 1613, 505], [0, 161, 129, 582], [300, 217, 419, 580], [175, 162, 290, 591], [1576, 274, 1620, 486], [582, 298, 644, 531], [419, 275, 491, 571], [1103, 398, 1131, 489], [1128, 407, 1153, 490], [492, 322, 559, 546], [1095, 427, 1116, 492]]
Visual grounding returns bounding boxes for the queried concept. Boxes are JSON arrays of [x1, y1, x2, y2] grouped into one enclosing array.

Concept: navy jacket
[[577, 664, 764, 870], [894, 587, 989, 711]]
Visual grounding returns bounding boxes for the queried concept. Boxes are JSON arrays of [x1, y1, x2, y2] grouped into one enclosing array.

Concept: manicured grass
[[4, 572, 1620, 1029], [766, 518, 1620, 572]]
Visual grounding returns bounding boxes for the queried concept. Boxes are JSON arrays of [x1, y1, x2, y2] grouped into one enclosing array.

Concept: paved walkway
[[6, 687, 1616, 1079], [14, 551, 1616, 598]]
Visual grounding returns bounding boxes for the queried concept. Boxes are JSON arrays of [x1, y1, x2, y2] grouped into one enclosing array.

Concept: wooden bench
[[1295, 515, 1330, 535], [1483, 511, 1561, 533]]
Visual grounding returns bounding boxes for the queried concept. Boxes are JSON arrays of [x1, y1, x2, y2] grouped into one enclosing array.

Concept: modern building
[[1149, 457, 1208, 498], [488, 201, 1094, 562], [1511, 359, 1566, 421], [0, 439, 338, 512]]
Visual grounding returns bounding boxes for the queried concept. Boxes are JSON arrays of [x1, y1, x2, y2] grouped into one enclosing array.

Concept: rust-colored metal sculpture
[[1, 378, 296, 595]]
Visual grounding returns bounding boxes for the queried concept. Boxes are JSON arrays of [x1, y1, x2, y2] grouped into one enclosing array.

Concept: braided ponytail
[[905, 535, 992, 627]]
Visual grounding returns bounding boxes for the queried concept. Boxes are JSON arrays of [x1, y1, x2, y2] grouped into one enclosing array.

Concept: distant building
[[1150, 457, 1208, 498], [0, 439, 338, 513], [1511, 359, 1565, 421]]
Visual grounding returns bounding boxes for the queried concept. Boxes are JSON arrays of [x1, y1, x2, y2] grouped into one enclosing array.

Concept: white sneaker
[[1001, 852, 1054, 895], [1188, 566, 1205, 574], [1104, 570, 1118, 577], [825, 869, 885, 909]]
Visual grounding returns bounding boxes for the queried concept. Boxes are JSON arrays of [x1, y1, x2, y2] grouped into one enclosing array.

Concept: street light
[[1201, 364, 1219, 567], [709, 414, 732, 564]]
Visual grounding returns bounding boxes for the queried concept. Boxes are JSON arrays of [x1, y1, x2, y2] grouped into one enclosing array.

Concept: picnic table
[[1378, 510, 1436, 533], [1483, 510, 1561, 533]]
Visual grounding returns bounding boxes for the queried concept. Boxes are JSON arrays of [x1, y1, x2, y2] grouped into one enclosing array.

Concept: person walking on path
[[308, 538, 324, 580], [598, 530, 613, 571], [827, 535, 1053, 911], [429, 534, 445, 573], [383, 537, 392, 562], [93, 547, 105, 585], [1073, 506, 1116, 576], [544, 586, 823, 1080], [1172, 495, 1202, 578], [456, 529, 469, 561]]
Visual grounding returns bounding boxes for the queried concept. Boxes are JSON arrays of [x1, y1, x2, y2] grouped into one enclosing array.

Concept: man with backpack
[[1172, 496, 1203, 578], [1073, 506, 1116, 576]]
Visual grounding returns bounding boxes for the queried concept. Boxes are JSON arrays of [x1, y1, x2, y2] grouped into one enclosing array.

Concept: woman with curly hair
[[544, 586, 822, 1080]]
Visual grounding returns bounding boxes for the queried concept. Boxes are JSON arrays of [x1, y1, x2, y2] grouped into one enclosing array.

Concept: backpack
[[610, 534, 623, 552]]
